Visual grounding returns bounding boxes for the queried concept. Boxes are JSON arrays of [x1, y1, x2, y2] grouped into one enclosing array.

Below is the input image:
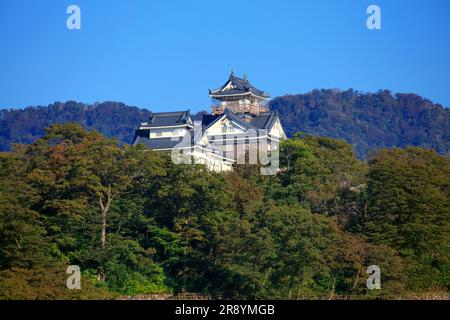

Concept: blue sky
[[0, 0, 449, 112]]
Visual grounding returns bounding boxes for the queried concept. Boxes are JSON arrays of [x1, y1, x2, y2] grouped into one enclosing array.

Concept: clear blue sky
[[0, 0, 449, 112]]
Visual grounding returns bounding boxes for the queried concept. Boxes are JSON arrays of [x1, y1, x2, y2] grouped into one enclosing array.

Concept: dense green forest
[[0, 124, 448, 299], [1, 89, 449, 158], [0, 101, 152, 152]]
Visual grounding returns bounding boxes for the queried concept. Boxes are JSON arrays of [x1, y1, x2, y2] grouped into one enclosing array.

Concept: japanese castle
[[132, 72, 286, 172]]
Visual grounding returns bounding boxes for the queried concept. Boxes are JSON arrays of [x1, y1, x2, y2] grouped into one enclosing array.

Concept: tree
[[22, 124, 167, 284], [363, 147, 450, 290], [0, 150, 50, 269]]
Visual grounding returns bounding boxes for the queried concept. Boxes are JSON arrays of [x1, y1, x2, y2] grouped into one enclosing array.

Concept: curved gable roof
[[209, 74, 269, 99], [203, 109, 257, 132]]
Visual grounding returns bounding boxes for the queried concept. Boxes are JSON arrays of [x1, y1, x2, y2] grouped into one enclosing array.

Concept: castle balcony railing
[[211, 103, 269, 115]]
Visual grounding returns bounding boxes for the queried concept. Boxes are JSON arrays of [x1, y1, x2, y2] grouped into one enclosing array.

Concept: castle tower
[[209, 72, 270, 116]]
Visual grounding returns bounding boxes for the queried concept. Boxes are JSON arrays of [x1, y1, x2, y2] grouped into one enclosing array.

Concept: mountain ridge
[[1, 89, 449, 158], [270, 89, 449, 158]]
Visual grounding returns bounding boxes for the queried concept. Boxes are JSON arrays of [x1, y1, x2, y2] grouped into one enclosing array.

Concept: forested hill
[[270, 89, 450, 158], [0, 101, 152, 151], [1, 90, 449, 158]]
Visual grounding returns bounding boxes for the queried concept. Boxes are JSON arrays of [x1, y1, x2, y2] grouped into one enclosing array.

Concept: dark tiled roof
[[209, 74, 269, 98], [202, 110, 279, 132], [200, 114, 220, 129], [247, 111, 278, 130], [133, 136, 191, 150], [202, 109, 253, 132], [224, 109, 257, 131], [201, 113, 225, 131], [140, 110, 191, 127]]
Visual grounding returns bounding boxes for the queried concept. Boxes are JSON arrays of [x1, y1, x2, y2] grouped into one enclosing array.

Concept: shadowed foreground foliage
[[0, 124, 448, 299]]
